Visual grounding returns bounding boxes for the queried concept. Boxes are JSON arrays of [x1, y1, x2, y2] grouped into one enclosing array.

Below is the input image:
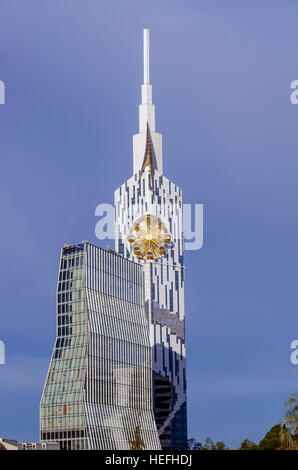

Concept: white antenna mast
[[143, 28, 150, 85]]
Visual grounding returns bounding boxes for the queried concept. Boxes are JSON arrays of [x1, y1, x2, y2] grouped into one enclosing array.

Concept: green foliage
[[215, 441, 230, 450], [280, 394, 298, 450], [201, 437, 229, 450], [188, 437, 229, 450], [258, 425, 281, 450], [238, 439, 258, 450]]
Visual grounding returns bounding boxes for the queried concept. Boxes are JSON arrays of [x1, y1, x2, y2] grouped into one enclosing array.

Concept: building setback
[[40, 242, 161, 450], [114, 29, 187, 449]]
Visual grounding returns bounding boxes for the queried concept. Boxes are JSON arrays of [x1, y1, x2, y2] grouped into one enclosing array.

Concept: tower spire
[[143, 28, 150, 85], [139, 29, 154, 128], [133, 29, 163, 175]]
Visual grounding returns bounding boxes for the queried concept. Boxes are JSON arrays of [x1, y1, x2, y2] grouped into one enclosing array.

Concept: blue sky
[[0, 0, 297, 448]]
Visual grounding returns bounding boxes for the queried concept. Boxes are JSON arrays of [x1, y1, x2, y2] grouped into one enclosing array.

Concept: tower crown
[[133, 29, 163, 176]]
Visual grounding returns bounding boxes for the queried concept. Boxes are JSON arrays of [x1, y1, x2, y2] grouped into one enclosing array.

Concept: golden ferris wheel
[[127, 214, 172, 261]]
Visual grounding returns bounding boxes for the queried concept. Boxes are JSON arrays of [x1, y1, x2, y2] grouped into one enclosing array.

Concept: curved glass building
[[40, 242, 161, 450]]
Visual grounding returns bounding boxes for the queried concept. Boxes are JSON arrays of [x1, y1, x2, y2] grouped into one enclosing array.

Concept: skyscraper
[[40, 242, 161, 450], [114, 29, 187, 449]]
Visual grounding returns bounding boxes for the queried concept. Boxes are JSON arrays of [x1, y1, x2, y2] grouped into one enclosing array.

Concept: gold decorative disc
[[127, 214, 172, 261]]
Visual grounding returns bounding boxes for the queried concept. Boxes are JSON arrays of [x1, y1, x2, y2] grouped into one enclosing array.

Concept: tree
[[201, 437, 229, 450], [258, 425, 281, 450], [238, 439, 258, 450], [187, 438, 202, 450], [279, 394, 298, 450], [129, 426, 145, 450], [215, 441, 230, 450]]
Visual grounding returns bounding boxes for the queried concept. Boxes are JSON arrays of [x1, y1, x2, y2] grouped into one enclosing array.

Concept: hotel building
[[114, 29, 187, 449]]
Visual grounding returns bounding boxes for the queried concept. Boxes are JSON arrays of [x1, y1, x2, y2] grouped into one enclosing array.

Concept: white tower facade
[[114, 29, 187, 449]]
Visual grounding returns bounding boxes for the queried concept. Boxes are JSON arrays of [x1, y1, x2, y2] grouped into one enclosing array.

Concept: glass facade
[[40, 242, 161, 450]]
